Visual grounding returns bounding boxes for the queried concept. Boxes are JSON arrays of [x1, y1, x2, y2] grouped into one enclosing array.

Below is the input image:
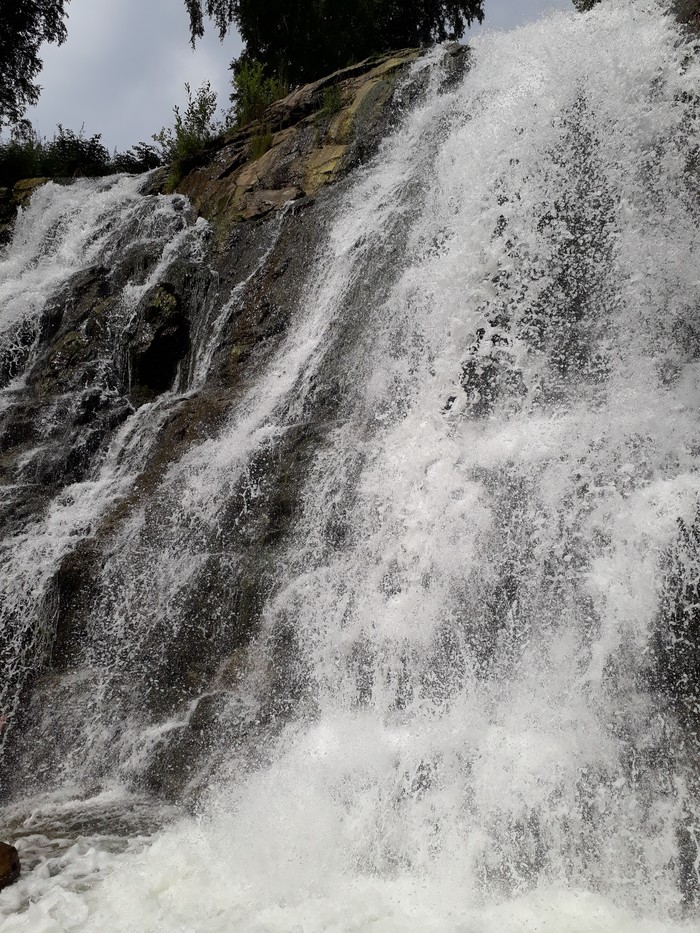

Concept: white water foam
[[2, 1, 700, 930], [0, 176, 209, 740]]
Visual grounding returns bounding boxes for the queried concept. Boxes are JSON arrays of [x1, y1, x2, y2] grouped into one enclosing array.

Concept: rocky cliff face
[[175, 48, 424, 225], [2, 4, 700, 922], [675, 0, 700, 29], [0, 47, 465, 803]]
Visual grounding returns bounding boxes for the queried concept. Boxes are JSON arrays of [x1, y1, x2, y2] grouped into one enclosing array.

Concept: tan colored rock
[[0, 842, 20, 890], [304, 145, 348, 195], [239, 187, 304, 221], [13, 177, 49, 209], [176, 49, 422, 234]]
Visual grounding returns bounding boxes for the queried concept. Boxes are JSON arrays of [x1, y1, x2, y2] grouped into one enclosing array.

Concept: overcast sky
[[26, 0, 574, 152]]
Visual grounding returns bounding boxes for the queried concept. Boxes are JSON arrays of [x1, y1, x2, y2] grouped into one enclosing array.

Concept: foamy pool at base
[[1, 818, 697, 933], [2, 0, 700, 928]]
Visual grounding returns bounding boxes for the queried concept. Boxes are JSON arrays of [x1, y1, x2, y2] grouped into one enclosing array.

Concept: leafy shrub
[[250, 128, 273, 160], [230, 59, 287, 127], [321, 84, 343, 117], [0, 121, 162, 189], [0, 123, 111, 186], [0, 122, 42, 184], [111, 143, 162, 174], [153, 81, 222, 184], [41, 125, 111, 177]]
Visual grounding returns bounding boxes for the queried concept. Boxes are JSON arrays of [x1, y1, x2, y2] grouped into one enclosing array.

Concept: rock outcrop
[[0, 179, 49, 244], [0, 843, 20, 890], [675, 0, 700, 30], [175, 49, 421, 227], [0, 46, 435, 803]]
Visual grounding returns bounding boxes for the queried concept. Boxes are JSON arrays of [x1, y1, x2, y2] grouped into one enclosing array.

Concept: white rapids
[[1, 1, 700, 930]]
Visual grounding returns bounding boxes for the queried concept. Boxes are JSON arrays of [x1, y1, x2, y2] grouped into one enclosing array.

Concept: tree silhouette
[[0, 0, 69, 126], [185, 0, 484, 84]]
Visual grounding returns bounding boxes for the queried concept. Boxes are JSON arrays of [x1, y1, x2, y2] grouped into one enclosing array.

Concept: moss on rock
[[175, 49, 421, 231]]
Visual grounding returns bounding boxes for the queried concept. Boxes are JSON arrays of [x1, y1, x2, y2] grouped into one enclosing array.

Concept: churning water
[[1, 1, 700, 929]]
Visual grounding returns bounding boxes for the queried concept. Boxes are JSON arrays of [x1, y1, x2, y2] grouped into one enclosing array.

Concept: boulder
[[12, 177, 49, 209], [0, 842, 20, 890], [176, 48, 422, 228]]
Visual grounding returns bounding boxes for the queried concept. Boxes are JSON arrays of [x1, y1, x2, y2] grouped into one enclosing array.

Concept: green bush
[[111, 143, 162, 174], [40, 125, 111, 177], [321, 84, 343, 117], [0, 122, 43, 184], [153, 81, 222, 183], [250, 128, 273, 160], [0, 120, 164, 188], [230, 59, 288, 127]]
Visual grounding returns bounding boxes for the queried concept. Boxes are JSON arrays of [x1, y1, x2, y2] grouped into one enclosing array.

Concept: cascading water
[[0, 175, 210, 758], [1, 1, 700, 929]]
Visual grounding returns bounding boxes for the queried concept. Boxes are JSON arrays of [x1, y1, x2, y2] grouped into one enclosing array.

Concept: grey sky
[[27, 0, 573, 152]]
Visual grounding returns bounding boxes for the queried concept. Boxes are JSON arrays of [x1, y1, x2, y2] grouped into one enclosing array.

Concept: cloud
[[470, 0, 573, 33], [27, 0, 241, 150], [25, 0, 571, 151]]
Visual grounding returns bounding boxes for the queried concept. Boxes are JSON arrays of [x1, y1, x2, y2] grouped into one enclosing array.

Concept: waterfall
[[1, 1, 699, 929]]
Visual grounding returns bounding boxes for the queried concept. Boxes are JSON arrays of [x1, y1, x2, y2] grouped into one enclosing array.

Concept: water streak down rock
[[0, 47, 433, 800], [1, 5, 700, 929]]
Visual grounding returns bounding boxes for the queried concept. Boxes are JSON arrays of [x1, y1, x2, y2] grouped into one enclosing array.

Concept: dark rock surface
[[0, 842, 20, 890], [0, 47, 433, 804], [675, 0, 700, 30], [175, 49, 421, 227]]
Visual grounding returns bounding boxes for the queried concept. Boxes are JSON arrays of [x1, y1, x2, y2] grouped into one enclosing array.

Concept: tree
[[229, 59, 287, 126], [185, 0, 484, 85], [0, 0, 70, 127], [153, 82, 222, 186]]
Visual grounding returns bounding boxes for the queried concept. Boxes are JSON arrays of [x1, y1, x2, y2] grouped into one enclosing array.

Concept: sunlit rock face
[[1, 3, 700, 931], [173, 48, 427, 224]]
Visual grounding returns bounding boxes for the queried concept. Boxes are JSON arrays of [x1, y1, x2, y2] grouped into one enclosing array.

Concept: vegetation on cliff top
[[152, 82, 224, 191], [0, 123, 161, 189], [186, 0, 484, 85]]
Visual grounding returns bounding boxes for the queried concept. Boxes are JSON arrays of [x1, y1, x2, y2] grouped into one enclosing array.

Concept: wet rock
[[128, 284, 190, 404], [138, 167, 171, 197], [28, 266, 114, 400], [0, 187, 14, 244], [0, 178, 54, 242], [460, 328, 527, 417], [654, 514, 700, 739], [674, 0, 700, 30], [0, 842, 20, 889], [12, 177, 49, 208], [0, 317, 41, 389], [177, 49, 422, 229], [0, 47, 450, 805], [141, 692, 245, 800], [438, 43, 472, 93], [48, 542, 103, 670], [215, 648, 249, 688]]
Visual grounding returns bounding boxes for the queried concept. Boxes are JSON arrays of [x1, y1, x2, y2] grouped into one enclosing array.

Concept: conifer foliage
[[0, 0, 69, 126], [185, 0, 485, 85]]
